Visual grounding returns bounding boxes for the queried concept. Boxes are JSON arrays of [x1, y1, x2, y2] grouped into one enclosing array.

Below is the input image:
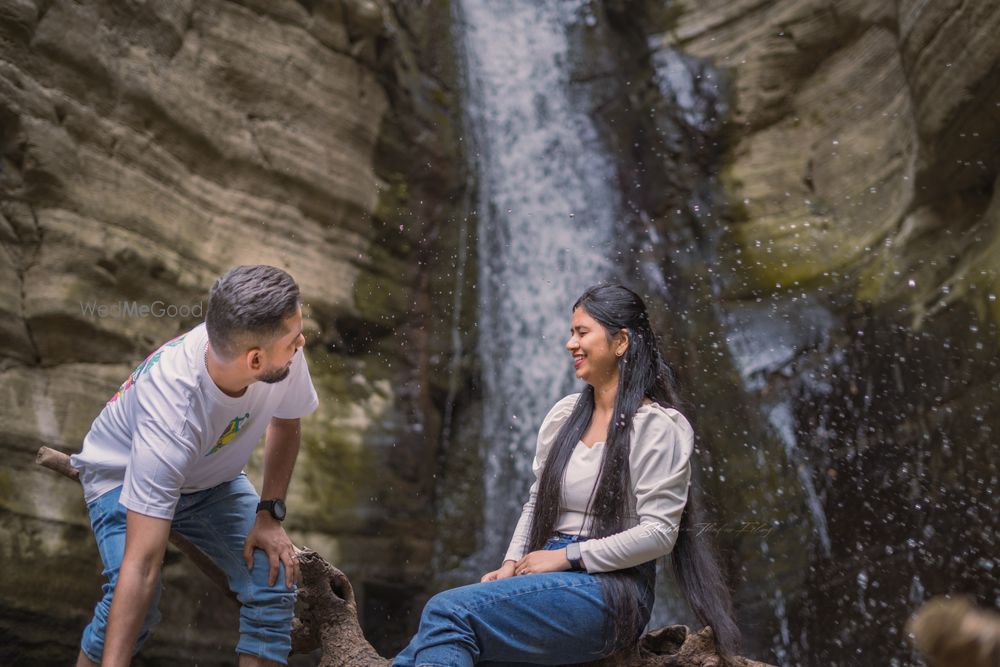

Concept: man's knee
[[237, 599, 294, 665], [80, 578, 162, 661], [240, 550, 297, 608], [80, 609, 160, 663], [236, 552, 296, 663], [238, 576, 295, 631]]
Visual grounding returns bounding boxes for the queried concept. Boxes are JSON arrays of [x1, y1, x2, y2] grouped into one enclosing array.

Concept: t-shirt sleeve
[[503, 393, 581, 563], [272, 347, 320, 420], [578, 406, 694, 572], [120, 416, 200, 520]]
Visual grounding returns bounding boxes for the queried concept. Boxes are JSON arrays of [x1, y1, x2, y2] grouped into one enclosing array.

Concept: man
[[70, 265, 319, 666]]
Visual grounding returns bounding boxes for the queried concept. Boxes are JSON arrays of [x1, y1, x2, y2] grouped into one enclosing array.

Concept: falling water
[[455, 0, 620, 567], [768, 401, 833, 558]]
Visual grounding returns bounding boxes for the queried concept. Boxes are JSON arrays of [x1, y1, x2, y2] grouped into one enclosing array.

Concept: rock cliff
[[639, 0, 1000, 663], [0, 0, 472, 662]]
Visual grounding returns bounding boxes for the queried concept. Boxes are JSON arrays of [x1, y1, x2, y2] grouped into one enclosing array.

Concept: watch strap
[[256, 499, 285, 521], [566, 541, 585, 571]]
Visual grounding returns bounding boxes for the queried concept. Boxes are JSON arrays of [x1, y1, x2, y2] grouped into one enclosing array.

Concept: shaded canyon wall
[[606, 0, 1000, 664]]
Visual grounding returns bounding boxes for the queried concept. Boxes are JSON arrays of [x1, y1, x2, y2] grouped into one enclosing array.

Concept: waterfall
[[455, 0, 620, 568]]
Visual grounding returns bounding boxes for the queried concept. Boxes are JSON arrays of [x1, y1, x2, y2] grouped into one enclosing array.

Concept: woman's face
[[566, 307, 625, 386]]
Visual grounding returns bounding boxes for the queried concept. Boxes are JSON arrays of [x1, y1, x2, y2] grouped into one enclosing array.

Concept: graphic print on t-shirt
[[207, 412, 252, 456], [108, 334, 187, 404]]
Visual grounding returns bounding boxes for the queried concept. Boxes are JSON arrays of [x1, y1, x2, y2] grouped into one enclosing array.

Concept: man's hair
[[206, 265, 300, 360]]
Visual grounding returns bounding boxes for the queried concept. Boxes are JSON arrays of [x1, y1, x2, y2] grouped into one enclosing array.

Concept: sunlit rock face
[[637, 0, 1000, 664], [0, 0, 470, 663]]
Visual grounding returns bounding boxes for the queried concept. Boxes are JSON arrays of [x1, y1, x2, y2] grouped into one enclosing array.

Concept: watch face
[[273, 499, 287, 521]]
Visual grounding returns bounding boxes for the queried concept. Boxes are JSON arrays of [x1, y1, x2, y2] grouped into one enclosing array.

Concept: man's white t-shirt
[[70, 323, 320, 519]]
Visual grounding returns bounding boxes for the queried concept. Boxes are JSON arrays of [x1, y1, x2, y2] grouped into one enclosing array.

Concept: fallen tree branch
[[296, 549, 388, 666], [36, 445, 81, 481], [37, 446, 774, 666]]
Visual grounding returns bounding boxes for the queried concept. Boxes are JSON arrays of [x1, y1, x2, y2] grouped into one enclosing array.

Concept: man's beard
[[256, 363, 291, 384]]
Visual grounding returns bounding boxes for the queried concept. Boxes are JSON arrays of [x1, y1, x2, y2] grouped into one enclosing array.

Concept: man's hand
[[513, 548, 571, 576], [481, 560, 517, 583], [243, 512, 299, 588]]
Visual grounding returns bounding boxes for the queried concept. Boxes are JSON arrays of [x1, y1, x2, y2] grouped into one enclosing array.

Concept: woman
[[394, 285, 741, 666]]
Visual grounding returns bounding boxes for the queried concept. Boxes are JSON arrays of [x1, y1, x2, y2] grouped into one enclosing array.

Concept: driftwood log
[[37, 446, 774, 667]]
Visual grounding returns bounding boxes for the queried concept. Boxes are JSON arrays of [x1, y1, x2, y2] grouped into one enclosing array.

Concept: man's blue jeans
[[79, 474, 295, 664], [393, 533, 655, 666]]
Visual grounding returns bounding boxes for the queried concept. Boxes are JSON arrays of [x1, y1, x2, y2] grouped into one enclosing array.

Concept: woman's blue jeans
[[79, 475, 295, 664], [393, 533, 655, 667]]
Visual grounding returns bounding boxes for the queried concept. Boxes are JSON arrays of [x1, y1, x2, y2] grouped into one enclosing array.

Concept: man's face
[[254, 307, 305, 384]]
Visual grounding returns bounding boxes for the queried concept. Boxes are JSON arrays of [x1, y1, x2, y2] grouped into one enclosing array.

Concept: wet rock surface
[[632, 0, 1000, 664]]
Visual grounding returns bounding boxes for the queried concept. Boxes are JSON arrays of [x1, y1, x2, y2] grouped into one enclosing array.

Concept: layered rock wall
[[0, 0, 471, 662], [644, 1, 1000, 664]]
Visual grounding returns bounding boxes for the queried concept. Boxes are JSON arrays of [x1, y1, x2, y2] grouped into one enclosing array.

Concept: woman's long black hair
[[526, 284, 742, 659]]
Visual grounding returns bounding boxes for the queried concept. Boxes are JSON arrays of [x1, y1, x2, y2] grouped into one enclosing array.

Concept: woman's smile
[[566, 308, 621, 384]]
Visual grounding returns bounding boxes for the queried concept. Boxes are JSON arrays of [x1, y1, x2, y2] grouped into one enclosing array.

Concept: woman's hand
[[481, 560, 517, 582], [514, 548, 571, 576]]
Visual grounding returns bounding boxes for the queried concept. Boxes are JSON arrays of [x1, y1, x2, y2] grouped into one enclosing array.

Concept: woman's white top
[[503, 393, 695, 573]]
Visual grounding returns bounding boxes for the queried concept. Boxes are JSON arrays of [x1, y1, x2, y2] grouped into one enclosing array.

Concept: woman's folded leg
[[393, 571, 612, 667]]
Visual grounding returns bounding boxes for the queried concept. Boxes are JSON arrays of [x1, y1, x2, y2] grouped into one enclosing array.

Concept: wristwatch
[[257, 498, 287, 521], [566, 542, 585, 571]]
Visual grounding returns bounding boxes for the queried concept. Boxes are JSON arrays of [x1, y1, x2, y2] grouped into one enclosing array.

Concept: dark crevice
[[0, 107, 43, 365], [20, 204, 43, 365]]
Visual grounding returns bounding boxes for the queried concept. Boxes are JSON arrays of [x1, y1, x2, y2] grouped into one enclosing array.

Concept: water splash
[[856, 568, 870, 616], [772, 586, 791, 663], [768, 401, 833, 558], [720, 295, 837, 391]]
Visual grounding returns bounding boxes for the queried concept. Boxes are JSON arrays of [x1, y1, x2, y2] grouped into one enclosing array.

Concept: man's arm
[[103, 511, 171, 667], [261, 416, 300, 501], [242, 416, 302, 588]]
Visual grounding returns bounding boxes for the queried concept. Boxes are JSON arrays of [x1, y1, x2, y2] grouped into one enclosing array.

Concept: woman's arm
[[498, 394, 580, 565], [577, 406, 694, 572], [501, 474, 539, 564]]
